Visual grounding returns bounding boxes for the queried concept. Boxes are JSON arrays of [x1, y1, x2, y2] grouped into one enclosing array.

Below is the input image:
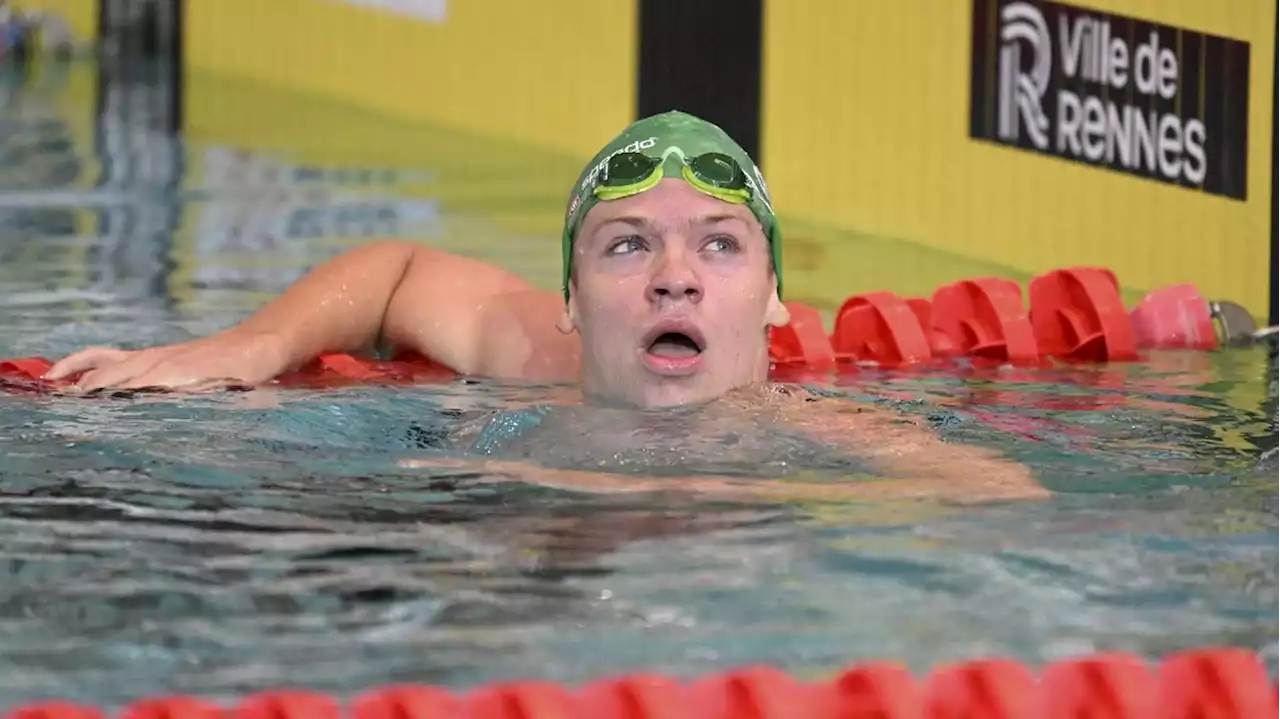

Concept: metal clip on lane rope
[[1213, 299, 1280, 347]]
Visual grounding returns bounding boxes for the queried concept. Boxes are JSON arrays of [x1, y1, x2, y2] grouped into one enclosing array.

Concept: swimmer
[[46, 111, 1047, 502]]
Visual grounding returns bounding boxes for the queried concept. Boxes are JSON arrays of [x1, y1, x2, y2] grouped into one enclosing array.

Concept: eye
[[702, 234, 740, 253], [607, 235, 647, 255]]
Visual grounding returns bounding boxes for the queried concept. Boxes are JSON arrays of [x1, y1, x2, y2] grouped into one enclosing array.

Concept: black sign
[[970, 0, 1251, 200]]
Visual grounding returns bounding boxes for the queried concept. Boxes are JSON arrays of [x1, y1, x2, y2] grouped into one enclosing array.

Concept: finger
[[75, 353, 165, 391], [44, 347, 130, 380], [74, 367, 133, 392]]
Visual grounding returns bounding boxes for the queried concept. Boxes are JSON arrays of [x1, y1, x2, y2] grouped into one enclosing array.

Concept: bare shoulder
[[476, 287, 582, 382], [380, 246, 580, 380]]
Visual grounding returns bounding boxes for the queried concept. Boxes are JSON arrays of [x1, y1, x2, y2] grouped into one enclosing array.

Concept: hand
[[44, 330, 290, 393]]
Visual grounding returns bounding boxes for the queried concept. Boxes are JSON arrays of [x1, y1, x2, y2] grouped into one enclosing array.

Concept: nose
[[646, 245, 703, 304]]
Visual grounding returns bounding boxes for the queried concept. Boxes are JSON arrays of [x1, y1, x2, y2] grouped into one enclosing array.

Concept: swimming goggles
[[593, 150, 753, 206]]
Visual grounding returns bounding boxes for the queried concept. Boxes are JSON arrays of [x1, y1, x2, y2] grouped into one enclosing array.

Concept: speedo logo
[[579, 137, 659, 191]]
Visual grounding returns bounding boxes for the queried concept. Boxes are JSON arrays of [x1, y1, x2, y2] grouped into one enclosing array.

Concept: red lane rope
[[5, 648, 1274, 718]]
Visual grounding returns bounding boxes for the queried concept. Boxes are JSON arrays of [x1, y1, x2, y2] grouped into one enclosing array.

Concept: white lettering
[[1132, 109, 1156, 172], [1081, 96, 1108, 161], [1081, 18, 1095, 80], [1004, 8, 1211, 186], [1060, 15, 1086, 78], [1104, 102, 1130, 166], [1134, 31, 1179, 97], [1157, 113, 1183, 178], [1057, 90, 1083, 154], [1157, 47, 1178, 99], [1108, 37, 1128, 88], [1095, 19, 1109, 83], [1182, 119, 1207, 184], [1052, 93, 1209, 182], [580, 136, 659, 191], [1058, 15, 1175, 97], [1134, 31, 1156, 94]]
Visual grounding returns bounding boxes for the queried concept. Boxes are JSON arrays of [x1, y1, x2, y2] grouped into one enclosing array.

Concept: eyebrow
[[597, 216, 654, 230], [688, 213, 749, 228]]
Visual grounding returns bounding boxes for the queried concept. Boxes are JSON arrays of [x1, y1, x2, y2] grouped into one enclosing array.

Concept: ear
[[763, 274, 790, 329], [556, 283, 580, 335]]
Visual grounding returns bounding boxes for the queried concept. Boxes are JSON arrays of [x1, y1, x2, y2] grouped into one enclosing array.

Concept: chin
[[583, 357, 767, 409], [633, 378, 724, 409]]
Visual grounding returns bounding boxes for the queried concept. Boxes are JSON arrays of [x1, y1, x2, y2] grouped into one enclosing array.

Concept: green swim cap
[[561, 110, 782, 300]]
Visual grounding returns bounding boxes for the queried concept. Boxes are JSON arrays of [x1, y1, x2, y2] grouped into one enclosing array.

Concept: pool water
[[0, 60, 1276, 709]]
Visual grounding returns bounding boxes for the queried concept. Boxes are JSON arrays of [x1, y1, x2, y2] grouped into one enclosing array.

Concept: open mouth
[[646, 331, 704, 359]]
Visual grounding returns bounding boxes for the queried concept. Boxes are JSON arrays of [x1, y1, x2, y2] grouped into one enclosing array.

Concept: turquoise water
[[0, 62, 1277, 709]]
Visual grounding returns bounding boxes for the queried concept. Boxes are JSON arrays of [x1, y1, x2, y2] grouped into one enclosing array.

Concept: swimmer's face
[[558, 178, 790, 408]]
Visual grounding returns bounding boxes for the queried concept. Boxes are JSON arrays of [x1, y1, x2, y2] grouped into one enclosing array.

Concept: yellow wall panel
[[183, 0, 637, 162]]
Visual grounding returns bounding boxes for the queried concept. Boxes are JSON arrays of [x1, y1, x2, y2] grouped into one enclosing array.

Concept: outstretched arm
[[46, 241, 577, 390]]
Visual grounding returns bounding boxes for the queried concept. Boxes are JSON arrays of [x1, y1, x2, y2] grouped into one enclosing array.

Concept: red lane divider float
[[923, 657, 1037, 718], [770, 265, 1251, 371], [120, 698, 223, 719], [831, 291, 934, 367], [903, 296, 962, 359], [826, 662, 921, 717], [932, 277, 1039, 366], [1036, 653, 1156, 718], [1029, 267, 1137, 363], [0, 266, 1261, 395], [1129, 284, 1219, 352], [4, 648, 1274, 718], [0, 353, 458, 395], [769, 301, 835, 372]]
